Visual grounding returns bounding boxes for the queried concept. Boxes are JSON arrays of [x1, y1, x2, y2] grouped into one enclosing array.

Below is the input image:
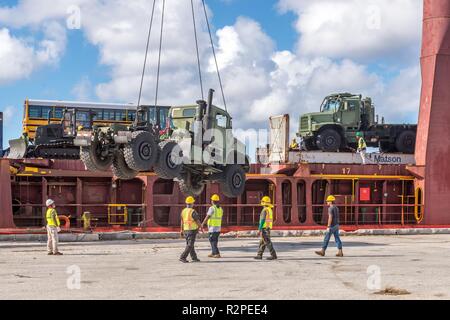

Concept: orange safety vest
[[182, 208, 199, 231]]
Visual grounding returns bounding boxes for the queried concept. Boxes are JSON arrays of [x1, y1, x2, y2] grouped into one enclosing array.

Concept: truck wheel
[[395, 130, 416, 154], [178, 178, 205, 197], [301, 138, 317, 151], [220, 165, 246, 198], [112, 150, 138, 180], [379, 141, 395, 153], [154, 141, 183, 179], [316, 129, 342, 152], [80, 140, 112, 171], [124, 131, 159, 171]]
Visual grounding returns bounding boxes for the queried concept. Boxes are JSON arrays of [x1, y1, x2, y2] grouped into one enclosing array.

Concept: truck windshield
[[321, 99, 340, 112]]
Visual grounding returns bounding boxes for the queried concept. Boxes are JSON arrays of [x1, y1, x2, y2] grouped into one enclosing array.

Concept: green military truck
[[297, 93, 417, 154], [154, 89, 250, 197], [76, 89, 250, 198]]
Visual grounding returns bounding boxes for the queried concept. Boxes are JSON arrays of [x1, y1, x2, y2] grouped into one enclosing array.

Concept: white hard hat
[[46, 199, 55, 207]]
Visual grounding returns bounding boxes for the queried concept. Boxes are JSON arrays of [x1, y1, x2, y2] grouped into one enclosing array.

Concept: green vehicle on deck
[[298, 93, 417, 154]]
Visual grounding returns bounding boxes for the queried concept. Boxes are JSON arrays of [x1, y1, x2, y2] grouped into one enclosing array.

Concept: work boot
[[213, 254, 221, 258], [191, 258, 201, 263], [47, 252, 53, 255], [266, 256, 277, 261], [315, 249, 326, 257], [254, 256, 263, 260], [54, 252, 63, 256], [208, 254, 215, 258], [179, 258, 189, 263], [336, 249, 344, 257]]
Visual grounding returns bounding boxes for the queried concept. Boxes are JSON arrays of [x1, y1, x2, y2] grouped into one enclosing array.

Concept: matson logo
[[367, 154, 403, 164]]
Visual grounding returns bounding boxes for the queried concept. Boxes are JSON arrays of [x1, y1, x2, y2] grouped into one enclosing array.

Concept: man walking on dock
[[315, 195, 343, 257], [180, 197, 203, 263], [254, 196, 277, 261], [202, 194, 223, 258], [45, 199, 63, 256]]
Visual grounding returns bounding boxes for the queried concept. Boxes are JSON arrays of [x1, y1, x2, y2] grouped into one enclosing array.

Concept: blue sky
[[0, 0, 423, 150], [0, 0, 298, 147]]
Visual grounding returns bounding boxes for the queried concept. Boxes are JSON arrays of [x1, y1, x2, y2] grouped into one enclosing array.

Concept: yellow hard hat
[[211, 194, 220, 202], [185, 196, 196, 204], [261, 196, 272, 206], [326, 195, 336, 202]]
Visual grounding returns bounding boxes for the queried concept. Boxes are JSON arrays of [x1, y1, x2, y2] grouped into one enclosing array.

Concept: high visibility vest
[[262, 207, 273, 229], [207, 206, 223, 228], [182, 208, 199, 231], [358, 138, 367, 150], [46, 208, 60, 227]]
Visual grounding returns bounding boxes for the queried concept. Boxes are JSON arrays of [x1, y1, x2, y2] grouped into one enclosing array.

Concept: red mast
[[415, 0, 450, 223]]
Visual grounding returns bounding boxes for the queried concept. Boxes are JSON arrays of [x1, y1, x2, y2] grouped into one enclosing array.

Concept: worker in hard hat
[[356, 132, 367, 165], [45, 199, 63, 256], [254, 196, 277, 260], [180, 196, 203, 263], [315, 195, 343, 257], [290, 138, 299, 151], [202, 194, 223, 258]]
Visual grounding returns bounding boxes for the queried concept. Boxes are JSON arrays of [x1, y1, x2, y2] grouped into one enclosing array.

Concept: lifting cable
[[191, 0, 204, 100], [201, 0, 227, 111], [154, 0, 166, 107], [137, 0, 226, 111], [137, 0, 157, 109]]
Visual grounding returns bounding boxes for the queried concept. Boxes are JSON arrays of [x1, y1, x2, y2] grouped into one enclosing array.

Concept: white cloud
[[0, 29, 35, 84], [3, 106, 16, 123], [72, 76, 93, 100], [277, 0, 422, 64], [0, 22, 66, 84]]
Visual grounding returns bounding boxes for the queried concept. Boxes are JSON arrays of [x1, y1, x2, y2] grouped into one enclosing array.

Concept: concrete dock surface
[[1, 234, 450, 300]]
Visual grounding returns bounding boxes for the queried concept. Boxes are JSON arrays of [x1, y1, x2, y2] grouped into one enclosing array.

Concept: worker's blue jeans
[[209, 232, 220, 255], [322, 225, 343, 250]]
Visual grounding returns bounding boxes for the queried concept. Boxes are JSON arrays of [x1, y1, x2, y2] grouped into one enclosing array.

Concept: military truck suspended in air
[[75, 90, 250, 198]]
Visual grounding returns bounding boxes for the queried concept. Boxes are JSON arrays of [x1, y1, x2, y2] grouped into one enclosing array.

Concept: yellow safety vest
[[262, 207, 273, 229], [207, 206, 223, 228], [46, 208, 60, 227], [358, 138, 367, 150], [182, 208, 199, 231]]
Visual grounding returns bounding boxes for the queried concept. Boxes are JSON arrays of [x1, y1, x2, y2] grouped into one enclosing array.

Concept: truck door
[[207, 110, 228, 165], [339, 99, 360, 130]]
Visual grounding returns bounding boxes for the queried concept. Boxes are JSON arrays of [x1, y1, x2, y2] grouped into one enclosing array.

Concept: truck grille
[[300, 117, 309, 131]]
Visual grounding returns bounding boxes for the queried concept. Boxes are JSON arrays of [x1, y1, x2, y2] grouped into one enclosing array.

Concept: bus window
[[76, 111, 91, 128], [115, 110, 126, 121], [128, 111, 136, 122], [41, 106, 52, 119], [54, 107, 64, 119], [103, 110, 115, 121], [91, 110, 101, 121], [29, 106, 41, 118]]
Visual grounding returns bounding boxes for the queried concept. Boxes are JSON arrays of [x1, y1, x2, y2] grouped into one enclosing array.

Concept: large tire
[[178, 178, 205, 197], [124, 131, 159, 171], [154, 141, 183, 179], [316, 129, 342, 152], [112, 150, 138, 180], [301, 138, 317, 151], [220, 165, 246, 198], [379, 141, 395, 153], [80, 140, 112, 172], [395, 130, 416, 154]]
